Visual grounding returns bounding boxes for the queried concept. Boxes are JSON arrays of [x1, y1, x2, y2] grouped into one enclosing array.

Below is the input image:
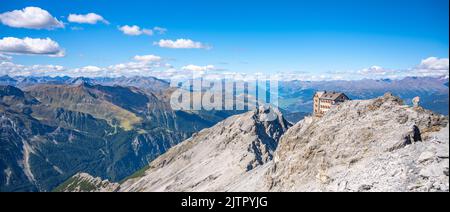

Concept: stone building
[[313, 91, 349, 117]]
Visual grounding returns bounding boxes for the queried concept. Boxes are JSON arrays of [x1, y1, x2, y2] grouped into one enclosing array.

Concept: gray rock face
[[264, 93, 449, 192], [119, 108, 291, 191], [119, 93, 449, 192]]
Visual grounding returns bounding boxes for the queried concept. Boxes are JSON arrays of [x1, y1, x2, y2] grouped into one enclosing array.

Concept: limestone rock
[[418, 151, 435, 163], [118, 94, 449, 192], [264, 93, 448, 192]]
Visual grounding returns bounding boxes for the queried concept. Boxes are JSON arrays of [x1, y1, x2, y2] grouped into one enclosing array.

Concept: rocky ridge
[[53, 173, 119, 192], [261, 93, 448, 191], [118, 93, 449, 192], [119, 107, 291, 191]]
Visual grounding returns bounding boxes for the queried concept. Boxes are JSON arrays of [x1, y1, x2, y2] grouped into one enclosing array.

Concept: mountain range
[[0, 75, 448, 192], [56, 93, 449, 192], [2, 75, 447, 121], [0, 80, 238, 191]]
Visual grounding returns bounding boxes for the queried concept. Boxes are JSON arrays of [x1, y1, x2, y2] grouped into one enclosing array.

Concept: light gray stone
[[418, 151, 435, 163]]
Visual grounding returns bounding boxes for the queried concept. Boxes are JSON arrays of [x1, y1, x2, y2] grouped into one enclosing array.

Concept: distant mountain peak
[[71, 77, 94, 86], [0, 85, 25, 98], [0, 75, 17, 82]]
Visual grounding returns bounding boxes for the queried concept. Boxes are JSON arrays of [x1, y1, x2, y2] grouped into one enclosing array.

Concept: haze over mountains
[[0, 74, 448, 192]]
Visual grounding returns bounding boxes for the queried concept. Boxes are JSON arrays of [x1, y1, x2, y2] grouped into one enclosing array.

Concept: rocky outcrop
[[119, 107, 291, 192], [263, 93, 448, 191], [53, 173, 119, 192]]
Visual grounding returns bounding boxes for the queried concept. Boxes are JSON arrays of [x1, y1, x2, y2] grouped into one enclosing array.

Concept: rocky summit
[[263, 93, 448, 192]]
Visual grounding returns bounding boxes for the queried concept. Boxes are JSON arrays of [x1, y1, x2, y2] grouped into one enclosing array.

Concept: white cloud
[[153, 26, 167, 34], [74, 65, 103, 73], [0, 61, 169, 78], [142, 29, 153, 35], [100, 55, 170, 77], [268, 57, 450, 81], [107, 62, 153, 76], [118, 25, 153, 36], [182, 64, 216, 72], [69, 66, 105, 77], [105, 62, 173, 77], [154, 39, 209, 49], [133, 54, 162, 62], [68, 13, 109, 24], [0, 61, 262, 80], [0, 7, 64, 29], [358, 65, 395, 76], [0, 37, 65, 57], [334, 57, 450, 80], [411, 57, 449, 78], [0, 61, 65, 77], [0, 54, 12, 62], [3, 54, 446, 81], [418, 57, 449, 70]]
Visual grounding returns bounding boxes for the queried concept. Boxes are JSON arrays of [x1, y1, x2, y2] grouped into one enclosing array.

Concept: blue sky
[[0, 0, 449, 79]]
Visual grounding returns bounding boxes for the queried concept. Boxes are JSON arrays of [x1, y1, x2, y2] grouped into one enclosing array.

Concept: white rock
[[436, 148, 449, 159], [418, 151, 435, 163], [419, 164, 444, 178]]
